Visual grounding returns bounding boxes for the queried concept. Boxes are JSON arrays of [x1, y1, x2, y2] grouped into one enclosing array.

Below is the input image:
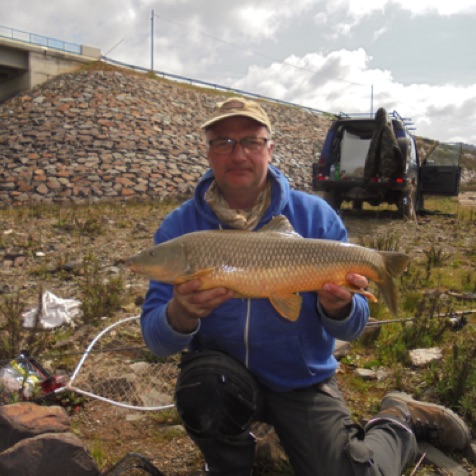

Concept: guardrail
[[102, 55, 330, 117], [0, 25, 81, 55]]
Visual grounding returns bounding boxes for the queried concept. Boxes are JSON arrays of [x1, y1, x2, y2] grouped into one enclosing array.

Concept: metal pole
[[151, 10, 154, 71]]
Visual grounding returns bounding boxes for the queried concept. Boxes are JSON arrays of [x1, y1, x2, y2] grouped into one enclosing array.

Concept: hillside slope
[[0, 63, 332, 206], [1, 61, 474, 207]]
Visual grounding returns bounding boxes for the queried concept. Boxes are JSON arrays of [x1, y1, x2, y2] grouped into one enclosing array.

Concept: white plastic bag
[[22, 291, 82, 329]]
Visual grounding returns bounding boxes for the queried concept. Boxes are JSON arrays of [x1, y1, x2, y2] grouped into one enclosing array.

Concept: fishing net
[[58, 316, 179, 411]]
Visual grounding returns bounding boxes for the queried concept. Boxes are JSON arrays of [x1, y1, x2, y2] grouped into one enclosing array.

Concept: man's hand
[[167, 279, 234, 333], [317, 273, 369, 320]]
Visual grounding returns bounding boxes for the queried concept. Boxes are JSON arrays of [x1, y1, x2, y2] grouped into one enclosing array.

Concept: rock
[[334, 340, 352, 359], [62, 260, 84, 273], [409, 347, 443, 367], [0, 67, 332, 207], [0, 432, 99, 476], [355, 368, 390, 381], [0, 283, 11, 294], [466, 441, 476, 465], [0, 403, 99, 476], [355, 368, 378, 380], [418, 441, 471, 476], [0, 402, 70, 452]]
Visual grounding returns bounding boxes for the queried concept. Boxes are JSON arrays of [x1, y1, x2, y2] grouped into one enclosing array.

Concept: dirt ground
[[1, 193, 475, 475], [73, 194, 476, 475]]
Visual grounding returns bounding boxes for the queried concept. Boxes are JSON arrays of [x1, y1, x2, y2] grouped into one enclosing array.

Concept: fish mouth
[[125, 261, 141, 273]]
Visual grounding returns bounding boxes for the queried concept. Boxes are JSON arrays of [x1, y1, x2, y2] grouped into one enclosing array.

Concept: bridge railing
[[0, 25, 81, 55]]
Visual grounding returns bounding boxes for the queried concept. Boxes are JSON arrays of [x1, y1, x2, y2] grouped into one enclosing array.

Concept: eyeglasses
[[208, 137, 271, 155]]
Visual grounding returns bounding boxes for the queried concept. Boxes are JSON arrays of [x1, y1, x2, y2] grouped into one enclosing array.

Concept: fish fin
[[341, 285, 378, 303], [259, 215, 302, 238], [174, 267, 216, 284], [269, 294, 302, 322], [375, 251, 411, 315], [379, 251, 410, 278]]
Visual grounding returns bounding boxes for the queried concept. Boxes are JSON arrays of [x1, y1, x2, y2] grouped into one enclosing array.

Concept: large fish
[[126, 216, 410, 321]]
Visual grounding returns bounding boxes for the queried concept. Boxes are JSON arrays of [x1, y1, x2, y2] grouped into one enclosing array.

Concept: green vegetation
[[89, 437, 110, 468], [425, 330, 476, 425], [0, 291, 54, 361], [0, 196, 475, 474], [80, 254, 125, 323]]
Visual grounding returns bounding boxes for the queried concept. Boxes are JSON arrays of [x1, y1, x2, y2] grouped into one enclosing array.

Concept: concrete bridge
[[0, 26, 101, 102]]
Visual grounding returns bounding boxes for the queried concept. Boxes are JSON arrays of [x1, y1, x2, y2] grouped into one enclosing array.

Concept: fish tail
[[375, 251, 410, 315]]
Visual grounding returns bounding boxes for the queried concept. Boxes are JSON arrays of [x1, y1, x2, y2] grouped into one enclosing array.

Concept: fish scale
[[127, 216, 410, 320], [184, 232, 380, 293]]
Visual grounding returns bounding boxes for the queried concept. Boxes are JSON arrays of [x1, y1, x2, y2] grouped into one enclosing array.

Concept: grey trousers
[[261, 378, 418, 475], [175, 351, 418, 476]]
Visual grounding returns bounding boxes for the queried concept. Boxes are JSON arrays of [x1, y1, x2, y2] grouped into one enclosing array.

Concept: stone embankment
[[0, 66, 331, 207]]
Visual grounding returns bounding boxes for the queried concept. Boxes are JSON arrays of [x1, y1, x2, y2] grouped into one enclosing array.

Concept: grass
[[90, 437, 111, 468], [340, 195, 476, 442], [80, 254, 125, 322], [425, 330, 476, 424], [0, 196, 475, 474]]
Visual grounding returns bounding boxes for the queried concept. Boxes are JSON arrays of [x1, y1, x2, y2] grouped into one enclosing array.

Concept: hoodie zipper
[[218, 223, 252, 368], [244, 299, 251, 368]]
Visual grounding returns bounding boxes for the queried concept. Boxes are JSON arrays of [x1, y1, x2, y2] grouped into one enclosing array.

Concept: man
[[140, 97, 471, 475]]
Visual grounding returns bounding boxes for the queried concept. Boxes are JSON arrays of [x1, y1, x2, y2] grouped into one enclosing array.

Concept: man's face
[[205, 116, 273, 203]]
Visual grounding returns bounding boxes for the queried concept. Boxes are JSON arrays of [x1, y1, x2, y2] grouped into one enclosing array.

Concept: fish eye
[[149, 250, 155, 257]]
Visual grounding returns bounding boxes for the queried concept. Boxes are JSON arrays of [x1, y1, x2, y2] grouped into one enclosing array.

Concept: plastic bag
[[22, 290, 82, 329], [0, 359, 42, 398]]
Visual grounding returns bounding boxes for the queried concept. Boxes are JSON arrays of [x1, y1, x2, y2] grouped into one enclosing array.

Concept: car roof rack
[[336, 110, 416, 133]]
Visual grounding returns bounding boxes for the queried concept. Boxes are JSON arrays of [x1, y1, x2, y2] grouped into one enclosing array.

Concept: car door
[[420, 142, 462, 196]]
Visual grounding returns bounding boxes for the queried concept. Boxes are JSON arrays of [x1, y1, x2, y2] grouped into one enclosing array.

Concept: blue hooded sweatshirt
[[140, 165, 369, 392]]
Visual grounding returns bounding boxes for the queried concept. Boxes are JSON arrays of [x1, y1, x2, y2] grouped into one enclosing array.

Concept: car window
[[424, 143, 461, 166], [340, 130, 370, 177]]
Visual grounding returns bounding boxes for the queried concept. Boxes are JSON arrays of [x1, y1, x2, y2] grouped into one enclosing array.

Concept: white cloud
[[231, 48, 476, 143], [2, 0, 475, 144], [313, 12, 327, 25], [317, 0, 476, 40], [372, 26, 387, 41], [235, 7, 280, 40], [327, 0, 476, 18], [391, 0, 476, 16]]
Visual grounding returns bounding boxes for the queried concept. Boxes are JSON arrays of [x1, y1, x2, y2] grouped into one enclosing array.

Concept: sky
[[2, 0, 476, 145]]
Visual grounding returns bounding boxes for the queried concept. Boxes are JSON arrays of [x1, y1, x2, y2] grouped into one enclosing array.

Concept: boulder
[[0, 403, 99, 476], [0, 402, 70, 451], [0, 432, 99, 476]]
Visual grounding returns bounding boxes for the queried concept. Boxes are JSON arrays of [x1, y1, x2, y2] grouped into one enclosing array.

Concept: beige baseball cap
[[201, 97, 272, 132]]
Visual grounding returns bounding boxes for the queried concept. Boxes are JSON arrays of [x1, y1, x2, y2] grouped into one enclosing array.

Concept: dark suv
[[312, 108, 462, 218]]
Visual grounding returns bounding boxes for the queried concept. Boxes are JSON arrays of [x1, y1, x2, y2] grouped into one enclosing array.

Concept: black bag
[[175, 350, 261, 437]]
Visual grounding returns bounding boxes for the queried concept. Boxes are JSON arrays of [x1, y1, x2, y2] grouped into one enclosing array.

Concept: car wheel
[[323, 191, 343, 211]]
